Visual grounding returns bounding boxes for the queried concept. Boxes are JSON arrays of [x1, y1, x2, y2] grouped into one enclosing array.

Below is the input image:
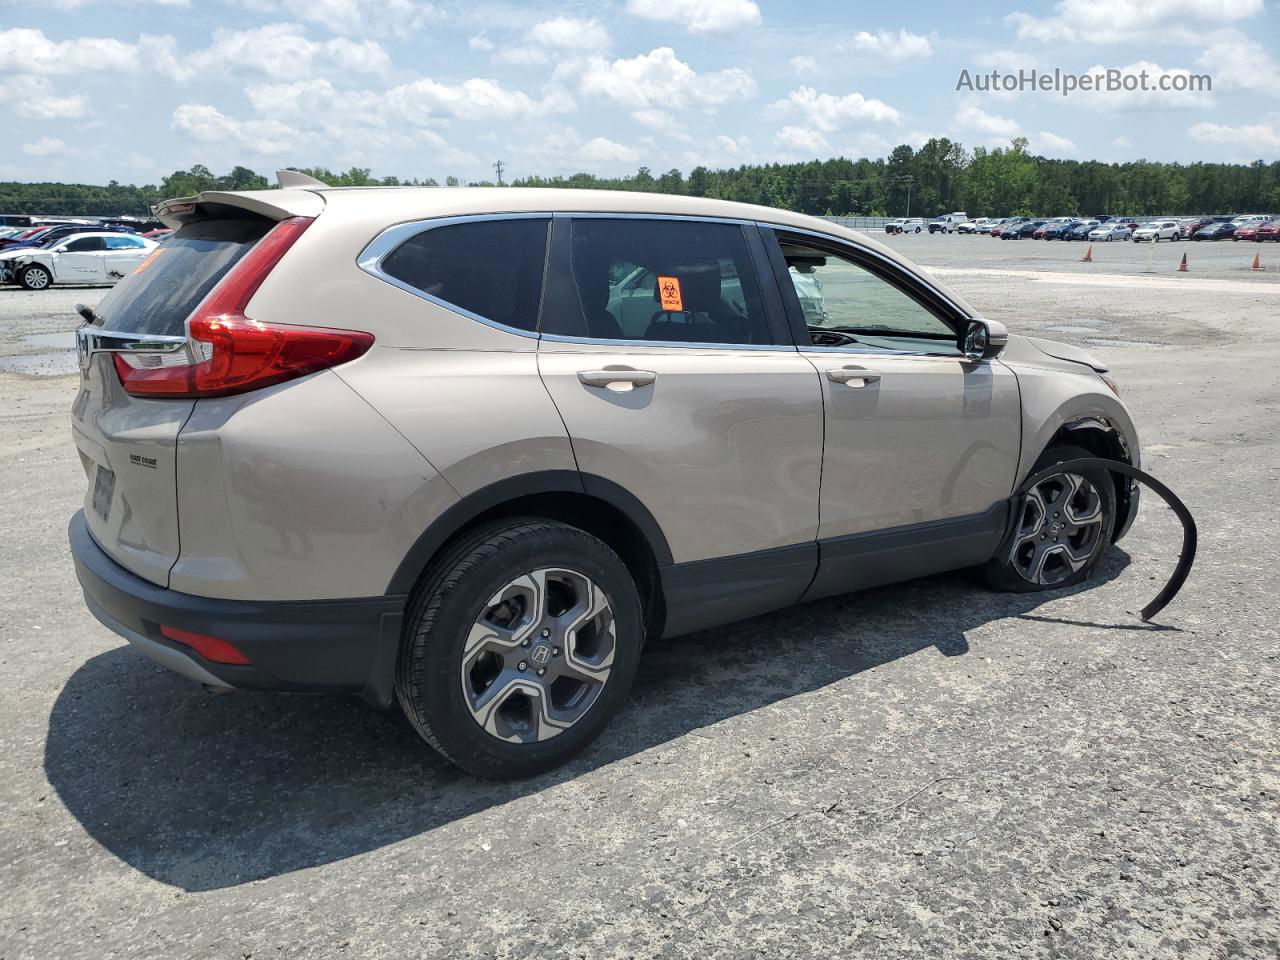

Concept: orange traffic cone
[[1081, 244, 1093, 262], [1252, 252, 1262, 271], [1178, 253, 1188, 272]]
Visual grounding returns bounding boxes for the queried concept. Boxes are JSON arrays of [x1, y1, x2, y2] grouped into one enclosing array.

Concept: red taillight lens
[[160, 626, 251, 665], [114, 216, 374, 398]]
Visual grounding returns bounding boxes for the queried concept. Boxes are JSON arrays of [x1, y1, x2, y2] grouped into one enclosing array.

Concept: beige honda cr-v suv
[[69, 185, 1139, 778]]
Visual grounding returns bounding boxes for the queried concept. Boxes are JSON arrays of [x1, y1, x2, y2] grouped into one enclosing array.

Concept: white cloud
[[580, 47, 754, 109], [468, 33, 493, 51], [1198, 32, 1280, 96], [1033, 130, 1077, 156], [774, 125, 831, 154], [772, 86, 902, 132], [0, 75, 87, 118], [580, 136, 640, 165], [244, 0, 438, 36], [1189, 121, 1280, 154], [630, 108, 667, 129], [625, 0, 761, 33], [496, 17, 610, 65], [190, 24, 390, 80], [0, 28, 144, 74], [41, 0, 188, 7], [1075, 60, 1213, 110], [790, 55, 817, 76], [21, 137, 68, 157], [171, 104, 296, 154], [953, 104, 1021, 139], [1007, 0, 1262, 45], [850, 29, 933, 60]]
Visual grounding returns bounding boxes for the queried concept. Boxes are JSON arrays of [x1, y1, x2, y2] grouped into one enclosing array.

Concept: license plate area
[[92, 465, 115, 521]]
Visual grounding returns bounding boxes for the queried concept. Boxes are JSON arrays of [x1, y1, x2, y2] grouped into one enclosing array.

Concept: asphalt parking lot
[[1, 233, 1277, 959]]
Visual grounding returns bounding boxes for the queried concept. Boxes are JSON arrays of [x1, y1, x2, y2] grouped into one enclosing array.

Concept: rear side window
[[105, 235, 145, 249], [380, 218, 549, 332], [93, 217, 272, 336], [545, 218, 771, 345]]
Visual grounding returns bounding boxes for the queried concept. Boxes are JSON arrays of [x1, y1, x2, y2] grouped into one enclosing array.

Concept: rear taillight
[[114, 216, 374, 398]]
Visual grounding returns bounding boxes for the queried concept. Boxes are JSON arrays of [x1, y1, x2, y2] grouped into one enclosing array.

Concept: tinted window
[[93, 216, 272, 336], [548, 218, 770, 345], [105, 235, 145, 249], [381, 218, 549, 332], [780, 242, 957, 348], [64, 237, 105, 252]]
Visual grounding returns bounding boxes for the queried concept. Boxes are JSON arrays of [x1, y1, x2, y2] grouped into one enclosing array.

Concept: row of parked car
[[0, 217, 171, 290], [943, 214, 1276, 242]]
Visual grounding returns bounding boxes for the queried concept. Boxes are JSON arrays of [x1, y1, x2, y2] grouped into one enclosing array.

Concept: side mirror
[[961, 318, 1008, 360]]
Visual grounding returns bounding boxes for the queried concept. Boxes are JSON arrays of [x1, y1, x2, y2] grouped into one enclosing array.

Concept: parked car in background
[[1131, 220, 1181, 242], [1041, 220, 1079, 240], [1194, 221, 1238, 240], [0, 214, 34, 227], [1065, 220, 1099, 241], [142, 228, 174, 240], [0, 232, 156, 289], [1089, 222, 1132, 242], [886, 218, 926, 234], [978, 218, 1006, 234], [957, 218, 989, 233], [1233, 219, 1272, 241], [928, 212, 969, 233], [1256, 222, 1280, 242], [66, 185, 1141, 778], [1006, 220, 1047, 239], [0, 222, 136, 252]]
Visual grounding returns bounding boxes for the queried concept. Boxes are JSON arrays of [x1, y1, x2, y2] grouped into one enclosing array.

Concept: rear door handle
[[826, 367, 881, 386], [577, 369, 657, 389]]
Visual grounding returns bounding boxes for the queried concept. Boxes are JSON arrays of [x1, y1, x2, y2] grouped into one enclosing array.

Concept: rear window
[[380, 218, 550, 332], [93, 217, 272, 336]]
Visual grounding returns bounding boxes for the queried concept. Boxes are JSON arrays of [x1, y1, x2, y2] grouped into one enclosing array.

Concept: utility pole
[[492, 160, 505, 186], [904, 176, 913, 218]]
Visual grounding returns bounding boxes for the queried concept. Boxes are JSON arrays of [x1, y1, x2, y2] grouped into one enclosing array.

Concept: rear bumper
[[68, 511, 406, 707]]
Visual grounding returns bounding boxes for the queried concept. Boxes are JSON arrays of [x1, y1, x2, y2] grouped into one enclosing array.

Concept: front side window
[[780, 241, 957, 350], [105, 236, 145, 249], [548, 218, 771, 345], [381, 217, 549, 333]]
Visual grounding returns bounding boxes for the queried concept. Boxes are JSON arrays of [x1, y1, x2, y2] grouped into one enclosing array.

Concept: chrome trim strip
[[540, 333, 794, 352], [357, 213, 551, 342], [75, 326, 188, 369]]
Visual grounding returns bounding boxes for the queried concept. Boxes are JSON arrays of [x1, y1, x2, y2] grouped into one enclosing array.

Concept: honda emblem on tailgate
[[75, 327, 92, 371]]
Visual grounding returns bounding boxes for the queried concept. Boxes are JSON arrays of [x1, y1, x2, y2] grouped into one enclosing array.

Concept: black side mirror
[[961, 319, 1008, 360]]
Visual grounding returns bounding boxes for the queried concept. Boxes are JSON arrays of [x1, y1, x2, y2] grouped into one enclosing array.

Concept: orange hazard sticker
[[657, 275, 683, 312], [133, 248, 166, 275]]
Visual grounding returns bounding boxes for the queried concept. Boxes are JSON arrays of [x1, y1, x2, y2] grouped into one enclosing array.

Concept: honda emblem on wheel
[[530, 644, 552, 666]]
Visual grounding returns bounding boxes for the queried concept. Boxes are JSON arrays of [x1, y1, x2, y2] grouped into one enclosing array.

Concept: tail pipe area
[[1011, 458, 1197, 622]]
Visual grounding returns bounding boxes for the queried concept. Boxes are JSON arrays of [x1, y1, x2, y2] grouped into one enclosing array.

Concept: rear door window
[[64, 237, 106, 252], [380, 217, 550, 333], [544, 218, 772, 345], [92, 217, 273, 336]]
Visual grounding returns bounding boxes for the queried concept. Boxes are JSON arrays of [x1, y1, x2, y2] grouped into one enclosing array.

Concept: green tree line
[[2, 140, 1277, 218]]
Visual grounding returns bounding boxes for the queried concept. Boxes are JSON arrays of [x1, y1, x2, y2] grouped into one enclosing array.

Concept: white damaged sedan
[[0, 232, 157, 290]]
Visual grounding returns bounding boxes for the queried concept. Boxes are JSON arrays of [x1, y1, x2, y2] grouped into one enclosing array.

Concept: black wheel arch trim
[[384, 470, 675, 596]]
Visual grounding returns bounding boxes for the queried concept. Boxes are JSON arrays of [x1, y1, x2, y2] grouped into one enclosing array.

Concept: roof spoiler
[[152, 189, 326, 229], [276, 169, 329, 189]]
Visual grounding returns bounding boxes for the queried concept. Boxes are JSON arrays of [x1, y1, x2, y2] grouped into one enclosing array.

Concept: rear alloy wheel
[[19, 264, 51, 290], [396, 519, 643, 779], [983, 444, 1116, 593]]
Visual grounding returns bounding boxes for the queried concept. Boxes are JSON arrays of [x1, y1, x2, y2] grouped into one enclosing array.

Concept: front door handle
[[577, 368, 657, 389], [826, 367, 881, 386]]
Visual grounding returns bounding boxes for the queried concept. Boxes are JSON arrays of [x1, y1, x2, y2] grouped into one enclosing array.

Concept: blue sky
[[1, 0, 1277, 185]]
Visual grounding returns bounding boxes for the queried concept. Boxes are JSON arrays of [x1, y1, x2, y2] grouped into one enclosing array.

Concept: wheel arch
[[1043, 416, 1138, 541], [386, 470, 672, 636]]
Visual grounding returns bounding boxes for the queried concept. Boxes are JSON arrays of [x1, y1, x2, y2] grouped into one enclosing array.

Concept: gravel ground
[[0, 234, 1277, 959]]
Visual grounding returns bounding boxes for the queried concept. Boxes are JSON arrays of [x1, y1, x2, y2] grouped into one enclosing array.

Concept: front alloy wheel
[[19, 265, 51, 290], [1008, 472, 1105, 585]]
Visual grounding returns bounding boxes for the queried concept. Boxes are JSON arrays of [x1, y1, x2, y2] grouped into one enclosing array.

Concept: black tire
[[395, 518, 643, 779], [983, 443, 1116, 593], [18, 264, 51, 290]]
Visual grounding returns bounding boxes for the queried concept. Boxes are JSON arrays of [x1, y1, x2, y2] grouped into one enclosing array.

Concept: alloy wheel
[[461, 568, 615, 744], [1009, 471, 1105, 585], [24, 267, 49, 289]]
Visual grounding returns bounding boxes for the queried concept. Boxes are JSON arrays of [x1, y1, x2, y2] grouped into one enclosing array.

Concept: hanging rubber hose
[[1011, 458, 1197, 622]]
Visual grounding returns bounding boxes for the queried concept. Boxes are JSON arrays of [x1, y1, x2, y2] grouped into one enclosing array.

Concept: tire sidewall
[[399, 522, 643, 779]]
